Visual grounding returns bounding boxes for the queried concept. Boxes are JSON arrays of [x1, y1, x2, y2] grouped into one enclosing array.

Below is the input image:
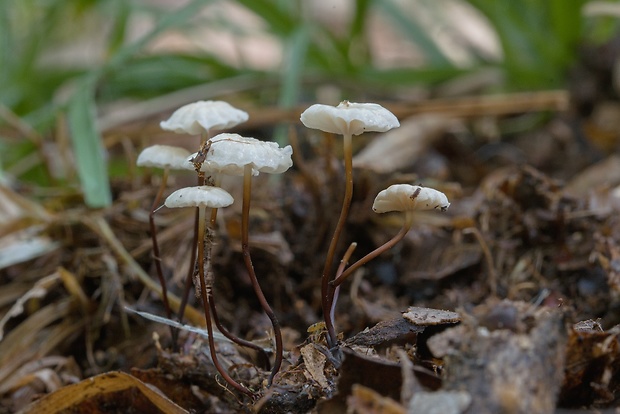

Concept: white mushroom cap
[[372, 184, 450, 213], [160, 100, 249, 135], [300, 100, 400, 136], [164, 186, 234, 209], [185, 133, 293, 176], [137, 145, 192, 170]]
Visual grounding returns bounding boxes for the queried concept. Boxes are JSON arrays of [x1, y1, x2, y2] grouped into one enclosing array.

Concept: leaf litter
[[3, 90, 620, 413]]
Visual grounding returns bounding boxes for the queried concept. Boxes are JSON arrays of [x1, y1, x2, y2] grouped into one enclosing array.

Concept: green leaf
[[67, 79, 112, 208]]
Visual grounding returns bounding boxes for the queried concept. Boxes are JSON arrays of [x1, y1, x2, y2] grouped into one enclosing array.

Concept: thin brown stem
[[149, 169, 173, 332], [329, 242, 357, 327], [331, 212, 413, 288], [197, 206, 254, 398], [321, 133, 353, 348], [241, 164, 283, 386]]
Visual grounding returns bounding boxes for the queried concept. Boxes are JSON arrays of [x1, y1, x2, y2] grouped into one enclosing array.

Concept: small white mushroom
[[300, 100, 400, 348], [137, 145, 192, 170], [164, 186, 234, 209], [300, 100, 400, 136], [372, 184, 450, 213], [160, 100, 249, 135], [184, 133, 292, 176], [332, 184, 450, 288]]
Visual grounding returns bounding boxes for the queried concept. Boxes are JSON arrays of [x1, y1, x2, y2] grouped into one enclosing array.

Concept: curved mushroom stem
[[197, 206, 254, 398], [206, 178, 271, 369], [149, 168, 174, 340], [321, 132, 353, 349], [328, 242, 357, 333], [178, 130, 212, 327], [241, 164, 283, 386], [331, 211, 413, 288]]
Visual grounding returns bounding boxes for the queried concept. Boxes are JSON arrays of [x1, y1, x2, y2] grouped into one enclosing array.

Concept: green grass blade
[[376, 0, 451, 67], [67, 79, 111, 208]]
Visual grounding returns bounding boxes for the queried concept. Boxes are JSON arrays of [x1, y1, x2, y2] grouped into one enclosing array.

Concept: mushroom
[[159, 101, 248, 344], [300, 100, 399, 347], [160, 100, 249, 137], [136, 144, 192, 325], [332, 184, 450, 287], [187, 132, 292, 385], [164, 186, 253, 397]]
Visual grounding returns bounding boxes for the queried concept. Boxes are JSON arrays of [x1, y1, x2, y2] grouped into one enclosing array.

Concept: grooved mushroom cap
[[372, 184, 450, 213], [160, 101, 249, 135], [137, 145, 192, 170], [300, 101, 400, 136], [164, 186, 234, 209], [185, 133, 293, 176]]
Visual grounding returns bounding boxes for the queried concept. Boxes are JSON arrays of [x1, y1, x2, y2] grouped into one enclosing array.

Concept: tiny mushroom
[[332, 184, 450, 287], [136, 144, 193, 323], [188, 132, 292, 386], [372, 184, 450, 214], [137, 145, 192, 170], [184, 133, 293, 178], [160, 100, 249, 137], [300, 100, 399, 348], [164, 185, 255, 397]]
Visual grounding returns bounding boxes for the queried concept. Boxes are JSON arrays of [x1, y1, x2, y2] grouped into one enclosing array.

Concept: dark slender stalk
[[241, 164, 283, 386], [197, 206, 254, 398], [331, 212, 413, 288], [208, 288, 271, 370], [320, 133, 353, 348], [149, 169, 174, 341], [176, 208, 198, 326], [328, 242, 357, 327]]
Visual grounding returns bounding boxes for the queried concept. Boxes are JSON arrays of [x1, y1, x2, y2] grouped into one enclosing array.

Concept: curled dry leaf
[[19, 371, 188, 414], [353, 114, 459, 174]]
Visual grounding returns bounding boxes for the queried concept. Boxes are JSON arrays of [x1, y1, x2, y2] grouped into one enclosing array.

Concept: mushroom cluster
[[136, 97, 452, 399], [137, 100, 291, 396]]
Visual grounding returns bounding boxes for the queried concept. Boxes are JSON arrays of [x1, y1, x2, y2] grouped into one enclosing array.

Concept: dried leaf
[[19, 371, 188, 414], [300, 343, 329, 389], [402, 307, 460, 326]]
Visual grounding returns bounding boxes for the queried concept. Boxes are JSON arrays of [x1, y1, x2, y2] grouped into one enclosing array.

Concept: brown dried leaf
[[300, 343, 329, 389], [347, 384, 405, 414], [19, 371, 188, 414], [353, 115, 459, 174]]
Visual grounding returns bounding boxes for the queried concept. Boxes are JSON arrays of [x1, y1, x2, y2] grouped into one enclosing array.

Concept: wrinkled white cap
[[136, 145, 192, 170], [300, 100, 400, 136], [160, 100, 249, 135], [164, 186, 234, 208], [373, 184, 450, 213], [185, 133, 293, 176]]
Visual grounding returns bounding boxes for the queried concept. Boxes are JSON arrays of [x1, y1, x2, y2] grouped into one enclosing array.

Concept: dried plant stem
[[331, 211, 413, 288], [321, 132, 353, 348], [241, 164, 283, 386], [197, 206, 253, 398]]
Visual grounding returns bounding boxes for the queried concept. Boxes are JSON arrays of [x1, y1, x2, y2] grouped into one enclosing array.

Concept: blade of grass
[[67, 78, 112, 208], [274, 25, 310, 144], [376, 0, 451, 67]]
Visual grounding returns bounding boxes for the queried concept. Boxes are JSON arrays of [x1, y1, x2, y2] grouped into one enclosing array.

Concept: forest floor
[[2, 49, 620, 413]]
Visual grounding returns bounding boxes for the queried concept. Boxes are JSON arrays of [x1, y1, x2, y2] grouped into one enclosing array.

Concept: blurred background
[[2, 0, 618, 207]]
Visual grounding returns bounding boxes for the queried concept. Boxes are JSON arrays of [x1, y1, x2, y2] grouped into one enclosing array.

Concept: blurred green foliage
[[0, 0, 617, 207]]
